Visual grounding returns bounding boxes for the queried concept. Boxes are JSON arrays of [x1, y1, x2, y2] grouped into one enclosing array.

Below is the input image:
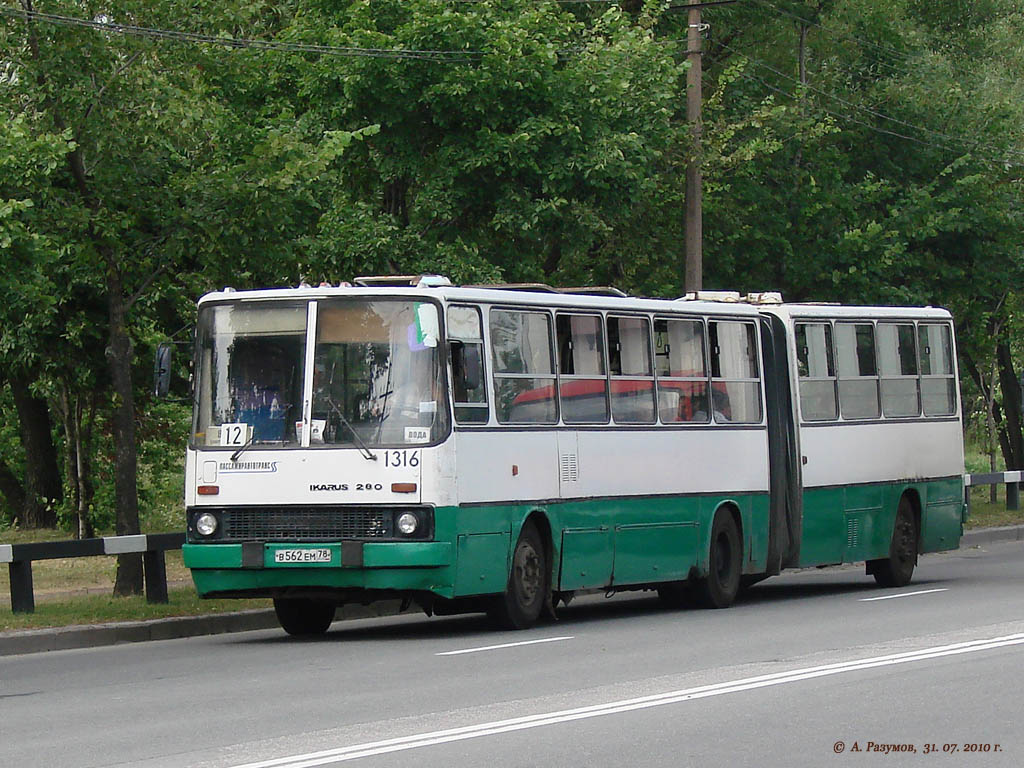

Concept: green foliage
[[3, 0, 1024, 534]]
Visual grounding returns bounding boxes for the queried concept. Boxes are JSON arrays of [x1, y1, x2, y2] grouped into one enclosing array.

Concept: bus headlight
[[396, 512, 419, 536], [196, 512, 219, 537]]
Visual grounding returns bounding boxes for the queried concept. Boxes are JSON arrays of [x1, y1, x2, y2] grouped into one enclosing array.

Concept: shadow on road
[[235, 570, 952, 648]]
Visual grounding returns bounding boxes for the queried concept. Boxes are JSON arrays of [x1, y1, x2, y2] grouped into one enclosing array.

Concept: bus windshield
[[311, 299, 446, 447], [192, 298, 448, 449]]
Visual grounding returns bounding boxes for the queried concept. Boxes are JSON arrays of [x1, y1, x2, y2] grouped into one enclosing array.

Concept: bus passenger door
[[759, 314, 802, 572]]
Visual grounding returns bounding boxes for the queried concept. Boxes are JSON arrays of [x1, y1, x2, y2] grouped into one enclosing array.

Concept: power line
[[748, 0, 1024, 89], [716, 40, 1024, 164], [730, 65, 1024, 171], [748, 0, 908, 59], [0, 7, 486, 61], [733, 68, 946, 151]]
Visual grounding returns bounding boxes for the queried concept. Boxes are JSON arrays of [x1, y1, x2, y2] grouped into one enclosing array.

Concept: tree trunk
[[996, 341, 1024, 470], [383, 177, 410, 227], [0, 460, 26, 522], [9, 373, 63, 528], [78, 393, 97, 540], [58, 384, 81, 523], [986, 356, 998, 503], [57, 383, 96, 539], [964, 352, 1014, 468], [106, 260, 144, 595]]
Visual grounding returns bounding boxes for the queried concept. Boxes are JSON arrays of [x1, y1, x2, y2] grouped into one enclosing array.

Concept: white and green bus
[[180, 277, 966, 635]]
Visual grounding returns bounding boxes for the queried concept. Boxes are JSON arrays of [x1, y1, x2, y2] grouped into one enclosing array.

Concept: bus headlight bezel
[[396, 512, 419, 536], [195, 512, 219, 537]]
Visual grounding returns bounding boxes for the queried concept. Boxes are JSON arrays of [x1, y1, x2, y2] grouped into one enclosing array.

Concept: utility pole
[[684, 0, 703, 293]]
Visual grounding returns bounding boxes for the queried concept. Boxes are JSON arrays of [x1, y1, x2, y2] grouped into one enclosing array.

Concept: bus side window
[[709, 321, 762, 424], [654, 318, 709, 423], [490, 309, 557, 424], [795, 322, 838, 421], [608, 316, 656, 423], [448, 306, 489, 424], [835, 322, 880, 419], [556, 313, 609, 424], [877, 323, 920, 417], [918, 323, 956, 416]]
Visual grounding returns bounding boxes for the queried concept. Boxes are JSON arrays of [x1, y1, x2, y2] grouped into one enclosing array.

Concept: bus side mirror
[[154, 342, 172, 397], [451, 341, 482, 391]]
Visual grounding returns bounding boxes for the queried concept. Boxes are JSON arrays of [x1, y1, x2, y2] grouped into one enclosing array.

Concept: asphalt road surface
[[3, 540, 1023, 768]]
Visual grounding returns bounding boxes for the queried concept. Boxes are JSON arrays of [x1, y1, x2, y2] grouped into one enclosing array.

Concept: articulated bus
[[180, 276, 966, 635]]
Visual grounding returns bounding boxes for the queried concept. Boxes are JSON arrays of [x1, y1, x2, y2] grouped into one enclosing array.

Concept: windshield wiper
[[323, 395, 377, 461], [230, 433, 255, 463]]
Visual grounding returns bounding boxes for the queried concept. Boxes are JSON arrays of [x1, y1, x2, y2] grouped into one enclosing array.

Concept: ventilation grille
[[846, 516, 860, 548], [560, 454, 579, 483]]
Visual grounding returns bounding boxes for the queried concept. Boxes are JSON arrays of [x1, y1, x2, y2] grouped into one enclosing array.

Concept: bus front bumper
[[183, 541, 454, 597]]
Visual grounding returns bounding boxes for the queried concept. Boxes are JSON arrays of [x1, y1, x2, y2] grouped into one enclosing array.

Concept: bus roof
[[197, 283, 764, 317], [197, 281, 950, 320], [762, 303, 952, 321]]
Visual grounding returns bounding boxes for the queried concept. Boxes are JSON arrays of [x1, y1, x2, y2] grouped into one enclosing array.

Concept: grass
[[0, 525, 269, 632], [0, 588, 270, 632], [966, 484, 1024, 529], [0, 528, 190, 595]]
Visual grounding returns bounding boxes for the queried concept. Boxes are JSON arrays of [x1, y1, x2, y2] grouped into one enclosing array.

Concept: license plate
[[274, 548, 332, 564]]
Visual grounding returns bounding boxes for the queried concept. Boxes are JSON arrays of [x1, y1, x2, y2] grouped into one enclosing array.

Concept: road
[[3, 540, 1023, 768]]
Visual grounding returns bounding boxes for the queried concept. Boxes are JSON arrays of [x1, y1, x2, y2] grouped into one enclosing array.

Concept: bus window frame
[[488, 305, 559, 425], [556, 311, 611, 425], [606, 313, 657, 425], [877, 321, 922, 419], [833, 320, 881, 422], [795, 321, 839, 422], [708, 318, 764, 425], [448, 304, 490, 426], [917, 322, 958, 417], [653, 314, 712, 425]]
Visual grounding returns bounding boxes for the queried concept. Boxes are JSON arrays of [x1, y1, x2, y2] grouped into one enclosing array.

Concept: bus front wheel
[[696, 511, 742, 609], [869, 497, 918, 588], [490, 522, 548, 630], [273, 597, 336, 636]]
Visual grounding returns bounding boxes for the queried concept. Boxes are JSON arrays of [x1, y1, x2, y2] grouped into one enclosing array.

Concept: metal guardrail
[[964, 471, 1021, 512], [1, 532, 185, 613]]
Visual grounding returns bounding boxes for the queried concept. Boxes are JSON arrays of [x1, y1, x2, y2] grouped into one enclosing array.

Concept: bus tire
[[696, 511, 742, 609], [273, 597, 336, 636], [869, 496, 918, 588], [490, 522, 548, 630]]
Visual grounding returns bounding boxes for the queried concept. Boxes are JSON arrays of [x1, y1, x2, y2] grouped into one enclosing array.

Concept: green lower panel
[[454, 532, 510, 596], [612, 523, 698, 585], [559, 527, 614, 591], [921, 476, 965, 552], [184, 493, 773, 601], [799, 476, 964, 568]]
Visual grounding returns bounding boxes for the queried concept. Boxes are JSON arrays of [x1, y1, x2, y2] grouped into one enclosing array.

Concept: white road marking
[[229, 632, 1024, 768], [859, 588, 949, 602], [435, 636, 575, 656]]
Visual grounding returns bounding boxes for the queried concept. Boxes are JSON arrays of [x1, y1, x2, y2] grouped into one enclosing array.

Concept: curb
[[960, 524, 1024, 547], [4, 526, 1023, 657], [0, 600, 403, 657]]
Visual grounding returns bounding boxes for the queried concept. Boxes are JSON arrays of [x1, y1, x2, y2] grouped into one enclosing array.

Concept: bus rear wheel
[[869, 497, 918, 588], [695, 511, 742, 609], [273, 597, 336, 636], [490, 522, 548, 630]]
